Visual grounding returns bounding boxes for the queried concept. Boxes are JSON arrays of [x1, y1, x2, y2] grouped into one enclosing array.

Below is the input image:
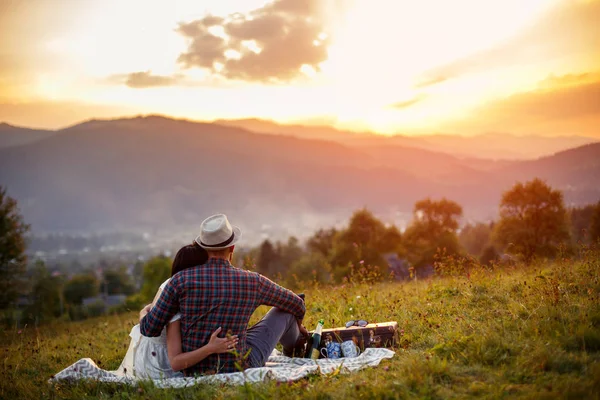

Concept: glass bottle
[[309, 319, 325, 359]]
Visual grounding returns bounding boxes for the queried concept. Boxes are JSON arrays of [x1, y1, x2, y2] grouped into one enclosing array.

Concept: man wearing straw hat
[[140, 213, 308, 376]]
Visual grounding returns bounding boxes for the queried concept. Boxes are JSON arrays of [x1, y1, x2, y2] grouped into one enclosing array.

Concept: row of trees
[[2, 179, 600, 323], [248, 179, 600, 287], [11, 262, 137, 324]]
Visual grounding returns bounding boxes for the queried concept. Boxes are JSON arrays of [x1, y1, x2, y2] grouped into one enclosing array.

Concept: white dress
[[116, 279, 183, 379]]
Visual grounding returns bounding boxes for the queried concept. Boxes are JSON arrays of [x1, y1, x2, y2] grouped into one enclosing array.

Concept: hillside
[[0, 116, 599, 236], [213, 118, 597, 160], [2, 254, 600, 399], [0, 122, 55, 148]]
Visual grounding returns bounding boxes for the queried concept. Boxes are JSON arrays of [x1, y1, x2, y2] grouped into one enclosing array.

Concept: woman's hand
[[206, 327, 239, 354]]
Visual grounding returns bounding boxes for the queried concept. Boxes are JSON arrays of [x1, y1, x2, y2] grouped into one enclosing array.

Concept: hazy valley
[[1, 115, 598, 254]]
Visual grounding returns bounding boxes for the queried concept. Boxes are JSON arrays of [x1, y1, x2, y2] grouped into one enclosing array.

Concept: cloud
[[538, 71, 600, 90], [176, 0, 331, 83], [107, 70, 238, 89], [421, 0, 600, 83], [116, 71, 183, 89], [450, 72, 600, 136], [414, 75, 450, 88], [388, 95, 426, 109]]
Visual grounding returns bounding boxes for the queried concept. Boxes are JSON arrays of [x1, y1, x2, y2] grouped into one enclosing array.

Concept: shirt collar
[[206, 257, 232, 268]]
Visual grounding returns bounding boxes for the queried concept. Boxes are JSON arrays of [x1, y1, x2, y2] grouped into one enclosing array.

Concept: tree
[[402, 198, 463, 268], [288, 252, 332, 288], [138, 256, 171, 302], [100, 266, 135, 296], [279, 237, 304, 273], [569, 204, 596, 244], [256, 240, 278, 278], [494, 178, 570, 262], [131, 260, 145, 290], [459, 222, 494, 257], [63, 274, 99, 305], [414, 198, 463, 235], [307, 228, 338, 257], [0, 187, 30, 309], [23, 261, 63, 323], [329, 208, 402, 280], [479, 245, 499, 267], [590, 201, 600, 244]]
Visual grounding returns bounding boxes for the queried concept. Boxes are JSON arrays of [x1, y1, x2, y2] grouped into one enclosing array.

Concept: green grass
[[2, 250, 600, 399]]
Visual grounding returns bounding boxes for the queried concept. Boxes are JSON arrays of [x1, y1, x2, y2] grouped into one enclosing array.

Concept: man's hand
[[297, 321, 309, 339], [139, 303, 152, 322]]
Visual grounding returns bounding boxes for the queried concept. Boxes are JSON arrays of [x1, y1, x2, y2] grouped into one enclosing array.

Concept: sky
[[0, 0, 599, 136]]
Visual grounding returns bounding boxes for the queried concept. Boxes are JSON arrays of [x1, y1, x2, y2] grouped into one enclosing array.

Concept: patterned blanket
[[49, 348, 395, 388]]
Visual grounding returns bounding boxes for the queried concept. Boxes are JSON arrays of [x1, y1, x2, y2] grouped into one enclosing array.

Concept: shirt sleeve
[[169, 313, 182, 324], [256, 273, 306, 320], [140, 276, 180, 337]]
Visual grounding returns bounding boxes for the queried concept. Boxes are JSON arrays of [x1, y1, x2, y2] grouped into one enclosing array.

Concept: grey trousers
[[246, 308, 301, 367]]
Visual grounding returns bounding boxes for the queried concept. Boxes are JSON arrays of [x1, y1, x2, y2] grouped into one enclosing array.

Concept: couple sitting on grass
[[117, 213, 309, 379]]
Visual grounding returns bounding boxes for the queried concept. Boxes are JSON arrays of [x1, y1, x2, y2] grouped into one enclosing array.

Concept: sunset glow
[[0, 0, 598, 136]]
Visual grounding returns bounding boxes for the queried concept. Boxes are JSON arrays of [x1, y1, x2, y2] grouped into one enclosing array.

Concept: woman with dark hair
[[170, 242, 209, 276], [116, 244, 237, 379]]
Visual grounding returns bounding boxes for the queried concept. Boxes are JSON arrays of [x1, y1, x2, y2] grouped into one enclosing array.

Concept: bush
[[86, 300, 106, 318]]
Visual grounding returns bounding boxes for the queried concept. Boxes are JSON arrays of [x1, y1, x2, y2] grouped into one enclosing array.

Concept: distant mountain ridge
[[0, 122, 55, 148], [3, 115, 596, 159], [0, 115, 598, 240], [213, 118, 597, 160]]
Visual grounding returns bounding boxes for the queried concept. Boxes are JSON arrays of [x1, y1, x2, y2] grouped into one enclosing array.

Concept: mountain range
[[213, 118, 597, 160], [0, 122, 55, 148], [0, 115, 598, 243]]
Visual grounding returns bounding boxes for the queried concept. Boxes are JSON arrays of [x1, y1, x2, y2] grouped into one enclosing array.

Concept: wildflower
[[359, 260, 364, 264], [17, 330, 22, 334], [356, 295, 361, 299]]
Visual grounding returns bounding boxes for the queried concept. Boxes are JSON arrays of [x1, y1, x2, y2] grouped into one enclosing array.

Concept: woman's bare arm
[[166, 323, 238, 372]]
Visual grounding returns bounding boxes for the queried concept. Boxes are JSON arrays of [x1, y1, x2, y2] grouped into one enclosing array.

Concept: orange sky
[[0, 0, 599, 136]]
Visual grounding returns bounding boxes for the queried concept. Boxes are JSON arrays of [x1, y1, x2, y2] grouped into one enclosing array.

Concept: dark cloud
[[176, 0, 331, 83], [421, 1, 600, 83]]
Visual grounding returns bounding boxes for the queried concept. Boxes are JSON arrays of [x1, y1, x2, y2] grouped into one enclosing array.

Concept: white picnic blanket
[[49, 348, 395, 387]]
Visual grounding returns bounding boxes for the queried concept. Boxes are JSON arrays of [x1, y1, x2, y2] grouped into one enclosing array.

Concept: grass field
[[2, 248, 600, 399]]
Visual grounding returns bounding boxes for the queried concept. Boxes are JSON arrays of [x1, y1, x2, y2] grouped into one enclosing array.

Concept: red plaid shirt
[[139, 258, 305, 375]]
